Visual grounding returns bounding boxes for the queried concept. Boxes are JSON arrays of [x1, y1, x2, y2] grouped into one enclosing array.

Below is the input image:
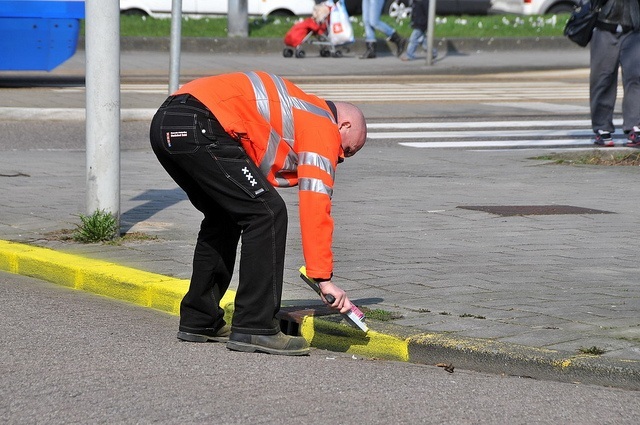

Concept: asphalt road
[[2, 271, 639, 424], [0, 68, 594, 119], [0, 68, 598, 151]]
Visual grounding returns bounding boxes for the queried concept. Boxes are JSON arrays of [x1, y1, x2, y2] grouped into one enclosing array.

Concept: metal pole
[[228, 0, 249, 38], [85, 0, 120, 230], [169, 0, 183, 94], [426, 0, 437, 66]]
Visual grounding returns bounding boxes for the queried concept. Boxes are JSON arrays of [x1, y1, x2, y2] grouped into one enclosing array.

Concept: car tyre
[[547, 4, 576, 14]]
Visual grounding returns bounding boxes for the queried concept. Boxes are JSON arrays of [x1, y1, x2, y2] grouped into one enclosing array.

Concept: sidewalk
[[1, 39, 639, 390], [2, 37, 591, 84]]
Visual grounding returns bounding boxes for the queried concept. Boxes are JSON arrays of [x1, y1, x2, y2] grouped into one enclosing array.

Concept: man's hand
[[318, 281, 352, 314]]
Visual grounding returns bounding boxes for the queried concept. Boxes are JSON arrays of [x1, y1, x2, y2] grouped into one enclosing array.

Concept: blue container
[[0, 1, 85, 71]]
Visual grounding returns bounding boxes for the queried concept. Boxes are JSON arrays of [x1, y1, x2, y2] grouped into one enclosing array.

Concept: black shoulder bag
[[564, 0, 603, 47]]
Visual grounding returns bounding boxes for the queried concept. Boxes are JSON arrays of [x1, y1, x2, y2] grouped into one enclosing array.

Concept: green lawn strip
[[81, 14, 572, 39]]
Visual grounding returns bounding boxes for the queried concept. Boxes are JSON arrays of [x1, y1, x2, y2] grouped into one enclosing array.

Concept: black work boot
[[177, 324, 231, 343], [359, 41, 377, 59], [226, 331, 310, 356], [389, 32, 407, 57]]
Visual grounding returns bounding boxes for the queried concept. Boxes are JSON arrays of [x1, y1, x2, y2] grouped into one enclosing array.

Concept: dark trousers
[[149, 94, 287, 335], [590, 29, 640, 134]]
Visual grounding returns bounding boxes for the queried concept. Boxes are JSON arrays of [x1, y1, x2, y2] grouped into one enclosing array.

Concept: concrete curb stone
[[2, 239, 638, 390]]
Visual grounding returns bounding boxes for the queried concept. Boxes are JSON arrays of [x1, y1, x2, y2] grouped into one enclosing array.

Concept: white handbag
[[328, 0, 355, 46]]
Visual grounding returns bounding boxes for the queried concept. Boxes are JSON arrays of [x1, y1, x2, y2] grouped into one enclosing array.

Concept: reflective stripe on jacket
[[174, 71, 340, 280]]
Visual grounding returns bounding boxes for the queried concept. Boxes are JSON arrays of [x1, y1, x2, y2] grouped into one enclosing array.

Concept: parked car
[[120, 0, 316, 18], [492, 0, 580, 15], [341, 0, 494, 17], [340, 0, 577, 16]]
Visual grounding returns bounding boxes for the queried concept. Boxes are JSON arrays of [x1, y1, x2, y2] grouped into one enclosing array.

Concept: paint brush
[[299, 266, 369, 333]]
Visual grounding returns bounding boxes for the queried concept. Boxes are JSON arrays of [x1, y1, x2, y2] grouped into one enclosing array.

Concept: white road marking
[[388, 119, 626, 149], [370, 129, 594, 140], [50, 81, 622, 103], [400, 139, 593, 148], [482, 102, 591, 114]]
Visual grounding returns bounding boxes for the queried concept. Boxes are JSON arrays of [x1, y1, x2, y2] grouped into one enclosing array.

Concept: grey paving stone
[[1, 47, 639, 376]]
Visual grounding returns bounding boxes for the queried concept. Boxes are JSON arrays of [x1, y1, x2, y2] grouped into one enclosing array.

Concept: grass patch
[[73, 210, 119, 243], [407, 307, 432, 313], [45, 227, 158, 245], [43, 211, 160, 245], [578, 346, 606, 355], [618, 337, 640, 343], [105, 232, 159, 246], [459, 313, 486, 319], [361, 307, 403, 321], [43, 228, 76, 241], [532, 150, 640, 166], [84, 13, 571, 39]]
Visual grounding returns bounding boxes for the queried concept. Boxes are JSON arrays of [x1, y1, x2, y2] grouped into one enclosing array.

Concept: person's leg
[[403, 29, 421, 60], [418, 32, 426, 51], [361, 0, 376, 42], [369, 0, 395, 37], [200, 146, 308, 354], [150, 102, 240, 341], [418, 31, 436, 58], [232, 190, 287, 334], [368, 0, 406, 56], [619, 32, 640, 135], [183, 139, 286, 336], [590, 29, 621, 136], [178, 203, 240, 339], [360, 0, 378, 58]]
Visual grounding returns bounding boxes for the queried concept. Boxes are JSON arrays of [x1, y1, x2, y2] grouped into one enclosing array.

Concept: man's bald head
[[334, 101, 367, 158]]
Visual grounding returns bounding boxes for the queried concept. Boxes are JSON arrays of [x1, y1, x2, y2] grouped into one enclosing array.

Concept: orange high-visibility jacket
[[175, 71, 341, 280]]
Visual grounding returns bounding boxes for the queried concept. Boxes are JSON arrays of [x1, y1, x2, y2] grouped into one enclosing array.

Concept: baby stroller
[[283, 1, 354, 58]]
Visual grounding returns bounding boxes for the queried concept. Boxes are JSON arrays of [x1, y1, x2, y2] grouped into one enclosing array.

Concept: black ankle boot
[[389, 32, 407, 57], [360, 41, 377, 59]]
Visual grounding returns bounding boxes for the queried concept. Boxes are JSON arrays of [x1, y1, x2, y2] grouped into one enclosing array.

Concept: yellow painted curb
[[300, 315, 409, 361], [0, 240, 235, 315], [1, 240, 406, 363]]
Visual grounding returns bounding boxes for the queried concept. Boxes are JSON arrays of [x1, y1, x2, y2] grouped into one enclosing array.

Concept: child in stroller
[[283, 1, 350, 58]]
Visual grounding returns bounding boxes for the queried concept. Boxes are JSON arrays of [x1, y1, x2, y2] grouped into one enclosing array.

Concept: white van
[[120, 0, 316, 18]]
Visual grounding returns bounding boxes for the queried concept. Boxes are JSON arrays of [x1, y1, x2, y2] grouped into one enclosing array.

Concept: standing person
[[400, 0, 437, 61], [360, 0, 407, 58], [590, 0, 640, 147], [149, 71, 367, 356]]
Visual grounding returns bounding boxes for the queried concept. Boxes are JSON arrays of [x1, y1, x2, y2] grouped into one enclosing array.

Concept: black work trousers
[[149, 94, 287, 335]]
